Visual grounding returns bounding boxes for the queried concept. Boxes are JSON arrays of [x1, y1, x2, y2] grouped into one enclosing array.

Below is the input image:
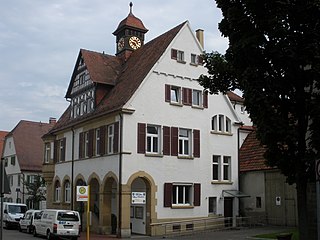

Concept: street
[[1, 228, 36, 240]]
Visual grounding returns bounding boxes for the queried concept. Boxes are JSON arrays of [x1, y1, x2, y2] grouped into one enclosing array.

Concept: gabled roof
[[0, 131, 9, 156], [8, 120, 53, 172], [227, 91, 244, 103], [239, 130, 273, 172], [49, 21, 187, 134], [113, 12, 148, 35]]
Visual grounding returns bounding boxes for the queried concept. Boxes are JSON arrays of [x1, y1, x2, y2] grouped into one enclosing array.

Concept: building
[[2, 119, 55, 208], [43, 4, 246, 237], [239, 130, 298, 226]]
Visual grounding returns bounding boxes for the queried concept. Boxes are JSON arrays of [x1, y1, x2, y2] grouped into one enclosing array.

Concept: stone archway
[[88, 176, 100, 232]]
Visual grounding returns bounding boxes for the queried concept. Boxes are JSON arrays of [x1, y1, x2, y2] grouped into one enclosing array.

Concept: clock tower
[[113, 2, 148, 59]]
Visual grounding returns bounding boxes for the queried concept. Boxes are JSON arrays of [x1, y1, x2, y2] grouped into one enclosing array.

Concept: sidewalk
[[78, 226, 293, 240]]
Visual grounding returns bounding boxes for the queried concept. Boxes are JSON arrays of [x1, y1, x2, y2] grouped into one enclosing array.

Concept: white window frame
[[208, 197, 217, 214], [177, 50, 185, 62], [44, 143, 51, 163], [95, 128, 100, 156], [223, 156, 231, 181], [59, 139, 64, 162], [55, 182, 61, 203], [85, 131, 89, 157], [191, 54, 197, 64], [64, 181, 71, 203], [212, 155, 220, 181], [170, 86, 181, 104], [146, 125, 161, 154], [108, 124, 114, 154], [192, 89, 202, 107], [178, 128, 191, 156], [212, 155, 232, 182], [211, 115, 232, 134], [172, 184, 192, 206]]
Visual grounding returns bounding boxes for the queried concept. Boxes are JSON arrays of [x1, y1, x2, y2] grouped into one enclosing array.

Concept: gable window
[[171, 86, 181, 104], [146, 125, 160, 154], [191, 54, 197, 65], [64, 181, 71, 203], [192, 90, 202, 107], [212, 155, 232, 182], [11, 156, 15, 166], [179, 128, 191, 156], [211, 115, 232, 134], [164, 183, 201, 207], [54, 181, 61, 203], [177, 50, 185, 62], [44, 143, 51, 163], [4, 158, 8, 167], [208, 197, 217, 214]]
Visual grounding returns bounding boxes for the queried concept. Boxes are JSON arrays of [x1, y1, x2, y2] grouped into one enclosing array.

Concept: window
[[54, 138, 66, 162], [211, 115, 232, 134], [55, 181, 61, 203], [85, 132, 89, 157], [10, 156, 15, 166], [212, 155, 231, 182], [164, 183, 201, 207], [256, 197, 262, 208], [208, 197, 217, 214], [17, 174, 21, 187], [179, 129, 191, 156], [64, 181, 71, 203], [191, 54, 197, 64], [9, 175, 13, 187], [95, 128, 100, 156], [170, 86, 181, 104], [192, 90, 202, 107], [146, 125, 160, 154], [27, 175, 35, 184], [44, 143, 51, 163], [177, 50, 184, 62], [4, 158, 8, 167], [108, 124, 114, 154]]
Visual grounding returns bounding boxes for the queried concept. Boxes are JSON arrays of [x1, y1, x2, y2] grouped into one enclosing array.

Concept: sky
[[0, 0, 228, 131]]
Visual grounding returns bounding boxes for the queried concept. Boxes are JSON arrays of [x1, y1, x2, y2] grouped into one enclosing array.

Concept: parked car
[[1, 202, 27, 229], [33, 209, 81, 240], [19, 209, 41, 233]]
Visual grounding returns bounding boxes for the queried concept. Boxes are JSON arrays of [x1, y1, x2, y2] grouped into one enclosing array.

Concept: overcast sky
[[0, 0, 228, 131]]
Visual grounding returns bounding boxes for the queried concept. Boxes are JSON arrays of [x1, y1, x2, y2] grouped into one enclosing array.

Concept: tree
[[198, 1, 320, 239], [24, 175, 46, 210]]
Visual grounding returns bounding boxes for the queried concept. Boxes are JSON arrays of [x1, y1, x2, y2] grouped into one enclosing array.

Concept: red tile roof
[[239, 130, 273, 172], [0, 131, 9, 156], [8, 120, 53, 172], [113, 12, 148, 35], [49, 21, 186, 133], [227, 91, 244, 103]]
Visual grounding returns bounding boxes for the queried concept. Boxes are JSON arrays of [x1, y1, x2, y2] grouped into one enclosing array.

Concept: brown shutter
[[182, 88, 188, 105], [53, 140, 58, 163], [165, 84, 171, 102], [163, 126, 171, 155], [171, 127, 178, 156], [164, 183, 173, 207], [194, 183, 201, 206], [137, 123, 146, 154], [203, 90, 208, 108], [79, 132, 84, 159], [114, 122, 119, 153], [188, 88, 192, 105], [61, 138, 66, 161], [171, 49, 177, 60], [88, 129, 94, 157], [193, 129, 200, 158], [197, 55, 203, 65], [99, 126, 106, 155]]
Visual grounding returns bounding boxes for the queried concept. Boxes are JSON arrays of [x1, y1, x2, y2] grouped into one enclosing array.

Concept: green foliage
[[199, 0, 320, 185], [24, 175, 46, 208]]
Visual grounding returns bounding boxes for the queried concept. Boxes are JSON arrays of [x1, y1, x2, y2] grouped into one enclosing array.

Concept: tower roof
[[113, 2, 148, 35]]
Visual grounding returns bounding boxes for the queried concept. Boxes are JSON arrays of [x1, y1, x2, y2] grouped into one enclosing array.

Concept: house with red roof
[[42, 4, 248, 237], [0, 131, 9, 156], [239, 130, 298, 226], [2, 119, 55, 208]]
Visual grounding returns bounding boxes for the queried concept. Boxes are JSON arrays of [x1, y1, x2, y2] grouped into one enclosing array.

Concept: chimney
[[49, 117, 57, 125], [196, 29, 204, 49]]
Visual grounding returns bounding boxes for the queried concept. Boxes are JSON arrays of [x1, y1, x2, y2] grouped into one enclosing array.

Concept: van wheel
[[4, 221, 9, 229], [33, 228, 37, 237]]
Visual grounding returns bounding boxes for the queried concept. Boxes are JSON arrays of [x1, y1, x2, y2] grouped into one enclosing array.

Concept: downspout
[[71, 128, 75, 210], [117, 113, 123, 238]]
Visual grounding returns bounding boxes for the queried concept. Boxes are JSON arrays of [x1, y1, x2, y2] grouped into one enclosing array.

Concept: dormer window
[[211, 114, 232, 134]]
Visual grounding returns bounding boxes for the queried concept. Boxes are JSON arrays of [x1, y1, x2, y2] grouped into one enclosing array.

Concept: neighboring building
[[0, 131, 9, 155], [2, 119, 55, 209], [239, 130, 298, 226], [43, 5, 247, 237]]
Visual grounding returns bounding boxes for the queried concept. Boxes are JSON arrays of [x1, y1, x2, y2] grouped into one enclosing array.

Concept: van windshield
[[57, 212, 79, 221], [8, 205, 27, 214]]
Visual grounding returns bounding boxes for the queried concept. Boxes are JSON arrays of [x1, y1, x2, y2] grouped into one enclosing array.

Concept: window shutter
[[165, 84, 171, 102], [99, 126, 106, 155], [137, 123, 146, 154], [114, 122, 119, 153], [193, 129, 200, 158], [188, 88, 192, 105], [79, 132, 84, 159], [171, 127, 178, 156], [61, 138, 66, 161], [163, 126, 171, 155], [194, 183, 201, 206], [53, 140, 58, 163], [182, 88, 192, 105], [164, 183, 173, 207], [197, 55, 204, 65], [88, 129, 94, 158], [203, 90, 208, 108], [171, 49, 177, 60]]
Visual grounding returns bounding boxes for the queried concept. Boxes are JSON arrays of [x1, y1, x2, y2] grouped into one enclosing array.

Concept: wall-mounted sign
[[77, 186, 88, 201], [131, 192, 146, 204]]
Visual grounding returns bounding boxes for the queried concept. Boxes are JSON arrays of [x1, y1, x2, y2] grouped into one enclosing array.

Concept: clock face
[[129, 36, 141, 50], [118, 38, 125, 51]]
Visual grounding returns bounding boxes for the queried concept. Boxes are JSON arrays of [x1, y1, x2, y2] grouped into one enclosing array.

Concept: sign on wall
[[131, 192, 146, 204], [76, 186, 89, 201]]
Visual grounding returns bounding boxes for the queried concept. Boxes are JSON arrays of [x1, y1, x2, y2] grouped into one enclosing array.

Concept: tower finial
[[129, 2, 133, 14]]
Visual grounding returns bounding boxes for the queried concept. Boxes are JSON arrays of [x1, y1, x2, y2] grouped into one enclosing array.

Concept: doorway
[[224, 197, 233, 227]]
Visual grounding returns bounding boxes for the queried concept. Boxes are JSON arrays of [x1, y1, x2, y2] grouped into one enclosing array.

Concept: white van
[[19, 209, 41, 233], [1, 202, 28, 229], [33, 209, 81, 240]]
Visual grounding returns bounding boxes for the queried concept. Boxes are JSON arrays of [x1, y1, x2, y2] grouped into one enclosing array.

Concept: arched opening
[[88, 177, 100, 232], [75, 178, 86, 231]]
